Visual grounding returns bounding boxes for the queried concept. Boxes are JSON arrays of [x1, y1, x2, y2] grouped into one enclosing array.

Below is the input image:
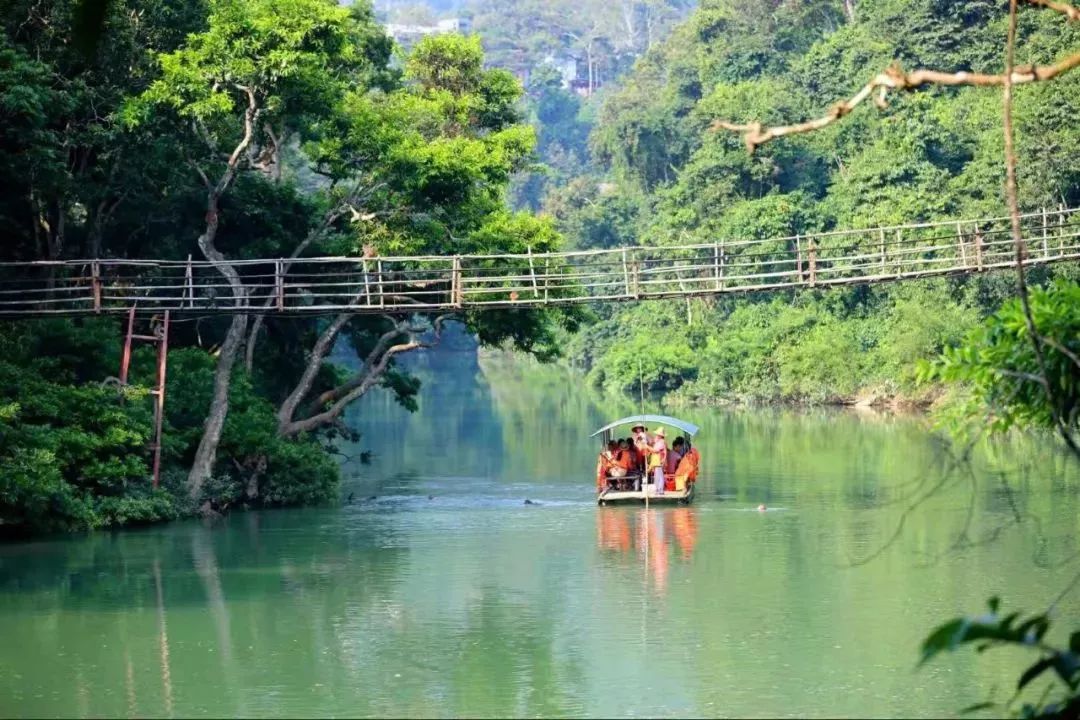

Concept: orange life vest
[[675, 447, 700, 482]]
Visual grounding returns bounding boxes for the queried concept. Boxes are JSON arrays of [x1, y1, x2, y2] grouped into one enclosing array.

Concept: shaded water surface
[[1, 350, 1078, 718]]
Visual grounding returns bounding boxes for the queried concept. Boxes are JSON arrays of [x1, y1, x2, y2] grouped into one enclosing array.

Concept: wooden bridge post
[[879, 228, 887, 274], [956, 221, 967, 267], [274, 259, 284, 311], [1042, 207, 1050, 260], [184, 255, 194, 308], [376, 259, 385, 307], [361, 259, 372, 306], [795, 234, 804, 284], [719, 241, 726, 290], [974, 225, 984, 271], [895, 229, 903, 278], [713, 242, 721, 291], [451, 256, 463, 308], [527, 245, 540, 298], [807, 236, 817, 286], [543, 258, 550, 302], [1060, 204, 1068, 256], [632, 250, 642, 298], [91, 261, 102, 313]]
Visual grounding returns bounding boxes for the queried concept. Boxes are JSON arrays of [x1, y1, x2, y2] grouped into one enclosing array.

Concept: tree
[[268, 33, 583, 438], [123, 0, 391, 500]]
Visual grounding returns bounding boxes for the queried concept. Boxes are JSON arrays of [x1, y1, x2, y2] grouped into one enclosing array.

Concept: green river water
[[1, 349, 1078, 718]]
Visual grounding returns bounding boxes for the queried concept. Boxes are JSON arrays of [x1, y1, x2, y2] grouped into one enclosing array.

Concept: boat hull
[[598, 485, 695, 506]]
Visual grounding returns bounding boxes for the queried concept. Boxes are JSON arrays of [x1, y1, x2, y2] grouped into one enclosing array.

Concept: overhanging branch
[[712, 0, 1080, 153]]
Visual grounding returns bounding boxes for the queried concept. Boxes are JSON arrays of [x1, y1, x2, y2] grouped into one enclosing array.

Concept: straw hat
[[631, 423, 646, 432], [653, 427, 666, 437]]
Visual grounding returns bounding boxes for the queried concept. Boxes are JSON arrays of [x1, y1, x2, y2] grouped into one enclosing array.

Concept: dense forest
[[540, 0, 1080, 407], [0, 0, 581, 534]]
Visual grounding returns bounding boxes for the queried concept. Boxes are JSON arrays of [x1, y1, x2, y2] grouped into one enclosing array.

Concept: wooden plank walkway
[[0, 207, 1077, 317]]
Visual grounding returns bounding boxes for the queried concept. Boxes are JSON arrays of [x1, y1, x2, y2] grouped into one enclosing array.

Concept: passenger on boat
[[647, 427, 668, 495], [673, 438, 700, 488], [666, 436, 684, 476], [598, 440, 631, 493], [631, 424, 650, 473], [596, 441, 619, 492], [616, 439, 637, 490]]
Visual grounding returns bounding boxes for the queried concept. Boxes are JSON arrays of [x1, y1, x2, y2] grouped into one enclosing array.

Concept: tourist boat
[[592, 414, 699, 506]]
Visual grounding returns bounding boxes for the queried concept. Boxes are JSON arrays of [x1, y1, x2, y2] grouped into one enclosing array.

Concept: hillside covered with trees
[[545, 0, 1080, 406]]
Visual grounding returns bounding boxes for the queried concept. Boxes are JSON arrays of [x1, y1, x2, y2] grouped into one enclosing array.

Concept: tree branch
[[280, 338, 428, 438], [1027, 0, 1080, 20], [280, 315, 452, 438], [713, 52, 1080, 152], [275, 312, 356, 431]]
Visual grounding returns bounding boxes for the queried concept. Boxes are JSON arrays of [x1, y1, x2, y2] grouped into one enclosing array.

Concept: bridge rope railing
[[0, 206, 1077, 317]]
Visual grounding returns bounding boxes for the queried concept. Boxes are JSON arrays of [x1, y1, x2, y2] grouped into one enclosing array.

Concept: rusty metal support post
[[120, 305, 136, 385], [151, 311, 170, 489]]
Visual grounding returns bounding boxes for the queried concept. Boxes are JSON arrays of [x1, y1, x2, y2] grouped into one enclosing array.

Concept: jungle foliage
[[0, 0, 579, 534], [539, 0, 1080, 405]]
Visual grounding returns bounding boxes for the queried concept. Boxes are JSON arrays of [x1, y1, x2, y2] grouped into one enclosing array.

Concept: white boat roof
[[589, 414, 700, 438]]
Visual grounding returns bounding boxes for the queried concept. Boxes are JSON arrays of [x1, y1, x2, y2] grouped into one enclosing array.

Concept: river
[[1, 347, 1078, 718]]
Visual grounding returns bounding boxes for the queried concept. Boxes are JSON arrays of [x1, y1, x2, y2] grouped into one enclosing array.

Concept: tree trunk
[[186, 86, 260, 501], [842, 0, 855, 23], [187, 313, 248, 501]]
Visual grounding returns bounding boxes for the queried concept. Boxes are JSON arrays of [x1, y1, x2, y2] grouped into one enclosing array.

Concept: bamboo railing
[[0, 207, 1078, 317]]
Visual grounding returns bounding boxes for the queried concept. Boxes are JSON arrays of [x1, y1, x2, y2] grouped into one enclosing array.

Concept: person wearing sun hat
[[647, 426, 668, 495]]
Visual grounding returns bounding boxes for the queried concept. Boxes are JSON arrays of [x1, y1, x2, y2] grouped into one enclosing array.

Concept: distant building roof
[[384, 17, 472, 43]]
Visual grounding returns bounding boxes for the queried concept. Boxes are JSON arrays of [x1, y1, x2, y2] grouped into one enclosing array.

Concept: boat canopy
[[589, 414, 700, 439]]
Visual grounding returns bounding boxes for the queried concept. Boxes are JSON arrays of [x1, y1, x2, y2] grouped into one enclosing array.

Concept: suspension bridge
[[1, 206, 1078, 318]]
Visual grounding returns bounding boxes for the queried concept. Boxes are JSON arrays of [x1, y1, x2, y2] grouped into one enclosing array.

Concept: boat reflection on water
[[597, 507, 699, 592]]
